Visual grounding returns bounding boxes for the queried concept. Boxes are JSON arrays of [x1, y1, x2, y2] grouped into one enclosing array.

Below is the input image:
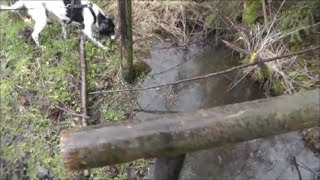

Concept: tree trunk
[[61, 89, 319, 171], [118, 0, 135, 83]]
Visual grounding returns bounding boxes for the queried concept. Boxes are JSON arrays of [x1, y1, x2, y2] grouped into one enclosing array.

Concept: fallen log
[[61, 89, 319, 171]]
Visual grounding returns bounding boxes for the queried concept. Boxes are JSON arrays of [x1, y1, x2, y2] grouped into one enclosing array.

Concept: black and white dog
[[0, 0, 115, 49]]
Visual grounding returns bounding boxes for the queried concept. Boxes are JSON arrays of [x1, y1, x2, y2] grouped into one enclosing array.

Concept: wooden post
[[118, 0, 135, 83], [261, 0, 268, 28], [61, 89, 319, 171]]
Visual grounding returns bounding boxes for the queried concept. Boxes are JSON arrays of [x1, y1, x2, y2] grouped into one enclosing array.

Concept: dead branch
[[295, 157, 320, 177], [55, 105, 89, 119], [292, 156, 302, 180], [222, 40, 250, 55], [133, 108, 179, 114], [89, 46, 320, 95]]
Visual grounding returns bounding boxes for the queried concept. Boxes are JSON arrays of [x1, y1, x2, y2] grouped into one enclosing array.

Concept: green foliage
[[242, 0, 262, 26], [257, 66, 271, 81], [0, 11, 147, 179], [102, 109, 126, 122], [278, 1, 318, 50], [205, 15, 216, 28]]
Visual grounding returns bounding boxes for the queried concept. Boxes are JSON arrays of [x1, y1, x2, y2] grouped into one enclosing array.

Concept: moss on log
[[61, 89, 319, 171]]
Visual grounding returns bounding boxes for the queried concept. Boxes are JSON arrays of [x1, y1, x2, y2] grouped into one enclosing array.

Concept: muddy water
[[135, 42, 319, 179], [136, 42, 263, 115]]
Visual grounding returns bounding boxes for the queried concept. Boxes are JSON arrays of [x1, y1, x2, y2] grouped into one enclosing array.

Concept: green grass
[[0, 11, 147, 179]]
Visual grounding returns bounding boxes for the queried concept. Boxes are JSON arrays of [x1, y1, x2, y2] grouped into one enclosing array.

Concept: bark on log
[[61, 89, 319, 171]]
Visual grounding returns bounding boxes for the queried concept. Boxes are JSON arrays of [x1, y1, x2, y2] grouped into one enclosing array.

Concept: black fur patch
[[63, 0, 84, 23], [97, 12, 115, 36], [97, 12, 107, 27]]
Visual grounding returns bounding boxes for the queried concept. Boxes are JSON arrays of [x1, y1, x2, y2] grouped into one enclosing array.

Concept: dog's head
[[98, 13, 116, 40]]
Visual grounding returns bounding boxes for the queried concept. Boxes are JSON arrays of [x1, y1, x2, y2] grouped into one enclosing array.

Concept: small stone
[[249, 152, 254, 157], [36, 165, 48, 179]]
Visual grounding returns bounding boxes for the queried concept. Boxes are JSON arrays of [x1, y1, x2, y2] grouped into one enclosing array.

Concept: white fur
[[0, 0, 112, 49]]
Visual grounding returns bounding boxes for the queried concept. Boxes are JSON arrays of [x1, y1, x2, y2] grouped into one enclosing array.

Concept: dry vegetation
[[101, 0, 238, 46], [221, 1, 319, 94], [101, 0, 319, 95]]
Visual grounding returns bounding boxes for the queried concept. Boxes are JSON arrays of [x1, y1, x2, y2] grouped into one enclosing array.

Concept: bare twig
[[292, 156, 302, 180], [150, 41, 207, 51], [222, 40, 250, 55], [90, 46, 320, 95], [133, 109, 179, 114], [54, 105, 89, 119], [295, 157, 320, 177], [150, 53, 199, 76]]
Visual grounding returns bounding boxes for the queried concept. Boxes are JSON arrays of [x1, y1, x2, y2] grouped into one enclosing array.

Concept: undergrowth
[[225, 0, 319, 95]]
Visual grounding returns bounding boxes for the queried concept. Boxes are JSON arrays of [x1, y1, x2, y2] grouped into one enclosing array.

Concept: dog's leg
[[82, 24, 107, 50], [28, 9, 47, 47]]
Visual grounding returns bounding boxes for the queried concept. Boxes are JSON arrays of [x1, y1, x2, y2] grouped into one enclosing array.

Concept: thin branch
[[292, 156, 302, 180], [295, 157, 320, 177], [150, 41, 207, 51], [90, 46, 320, 95], [222, 40, 250, 55], [55, 105, 90, 119], [150, 53, 199, 76], [133, 108, 179, 114]]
